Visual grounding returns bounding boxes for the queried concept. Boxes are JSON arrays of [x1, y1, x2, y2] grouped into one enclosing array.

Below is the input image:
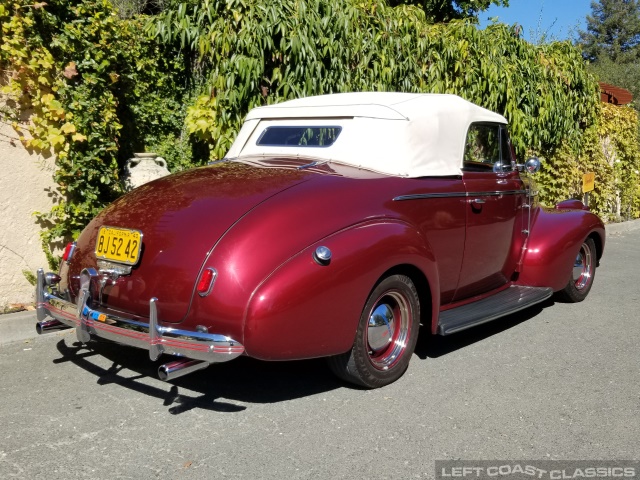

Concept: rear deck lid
[[70, 163, 310, 322]]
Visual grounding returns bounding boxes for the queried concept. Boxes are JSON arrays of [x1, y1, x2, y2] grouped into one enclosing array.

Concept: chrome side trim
[[36, 273, 244, 365], [393, 192, 468, 201], [393, 190, 527, 201]]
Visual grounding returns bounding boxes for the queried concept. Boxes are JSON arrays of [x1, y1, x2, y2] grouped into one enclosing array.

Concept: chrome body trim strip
[[36, 274, 245, 364], [393, 190, 527, 201], [393, 192, 468, 201]]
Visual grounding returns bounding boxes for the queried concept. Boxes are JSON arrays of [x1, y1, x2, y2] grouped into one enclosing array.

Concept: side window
[[501, 127, 515, 166], [464, 124, 500, 167]]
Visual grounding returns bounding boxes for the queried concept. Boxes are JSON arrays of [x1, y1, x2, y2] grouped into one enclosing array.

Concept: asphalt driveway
[[1, 221, 639, 479]]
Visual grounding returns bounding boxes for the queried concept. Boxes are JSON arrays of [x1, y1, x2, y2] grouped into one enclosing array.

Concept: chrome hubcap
[[368, 304, 395, 352], [366, 290, 411, 370], [572, 242, 593, 290]]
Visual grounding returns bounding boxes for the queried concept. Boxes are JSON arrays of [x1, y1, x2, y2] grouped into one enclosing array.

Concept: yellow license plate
[[95, 226, 142, 266]]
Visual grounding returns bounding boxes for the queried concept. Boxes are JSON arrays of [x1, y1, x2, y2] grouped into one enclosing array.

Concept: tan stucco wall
[[0, 121, 57, 308]]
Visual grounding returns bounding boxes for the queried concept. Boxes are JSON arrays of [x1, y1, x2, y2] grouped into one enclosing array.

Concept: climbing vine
[[535, 103, 640, 222], [596, 104, 640, 221], [0, 0, 190, 268]]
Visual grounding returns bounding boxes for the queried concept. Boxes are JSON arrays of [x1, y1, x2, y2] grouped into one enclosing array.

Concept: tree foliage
[[589, 56, 640, 108], [387, 0, 509, 23], [578, 0, 640, 109], [579, 0, 640, 62]]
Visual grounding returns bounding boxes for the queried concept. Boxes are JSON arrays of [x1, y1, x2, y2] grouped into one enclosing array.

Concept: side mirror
[[518, 157, 541, 174], [493, 161, 510, 173], [525, 157, 541, 173]]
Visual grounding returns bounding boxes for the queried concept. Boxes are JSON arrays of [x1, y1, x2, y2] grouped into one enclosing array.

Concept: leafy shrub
[[150, 1, 599, 161], [1, 0, 195, 267]]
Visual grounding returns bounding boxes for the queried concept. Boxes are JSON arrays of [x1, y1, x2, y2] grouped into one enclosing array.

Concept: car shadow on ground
[[54, 338, 341, 414], [414, 297, 555, 359], [52, 297, 555, 413]]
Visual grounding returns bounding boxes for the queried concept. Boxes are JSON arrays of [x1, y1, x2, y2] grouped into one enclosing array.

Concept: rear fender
[[243, 220, 438, 360], [517, 206, 605, 291]]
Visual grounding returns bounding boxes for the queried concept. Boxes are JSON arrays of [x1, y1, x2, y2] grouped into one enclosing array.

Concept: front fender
[[517, 206, 605, 291], [242, 220, 438, 360]]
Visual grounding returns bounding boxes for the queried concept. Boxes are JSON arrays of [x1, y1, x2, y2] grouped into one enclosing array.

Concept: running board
[[437, 286, 553, 335]]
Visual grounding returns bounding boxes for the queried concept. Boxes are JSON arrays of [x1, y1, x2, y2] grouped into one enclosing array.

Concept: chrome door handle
[[470, 198, 486, 204]]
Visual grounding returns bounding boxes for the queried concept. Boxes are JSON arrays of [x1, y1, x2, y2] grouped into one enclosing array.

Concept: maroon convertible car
[[36, 92, 605, 388]]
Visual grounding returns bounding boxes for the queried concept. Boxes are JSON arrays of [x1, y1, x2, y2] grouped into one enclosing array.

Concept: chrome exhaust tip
[[36, 319, 71, 334], [158, 359, 210, 382]]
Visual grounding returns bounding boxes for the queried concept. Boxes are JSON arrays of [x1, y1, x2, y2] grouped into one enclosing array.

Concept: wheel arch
[[588, 230, 604, 267], [376, 264, 434, 335], [517, 207, 605, 291]]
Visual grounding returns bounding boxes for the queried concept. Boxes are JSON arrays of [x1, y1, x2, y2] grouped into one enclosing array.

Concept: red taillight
[[197, 268, 217, 297], [62, 242, 76, 263]]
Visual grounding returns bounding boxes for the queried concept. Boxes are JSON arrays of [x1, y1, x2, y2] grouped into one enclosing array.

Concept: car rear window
[[256, 126, 342, 147]]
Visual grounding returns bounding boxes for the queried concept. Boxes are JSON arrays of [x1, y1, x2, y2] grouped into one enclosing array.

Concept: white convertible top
[[225, 92, 507, 177]]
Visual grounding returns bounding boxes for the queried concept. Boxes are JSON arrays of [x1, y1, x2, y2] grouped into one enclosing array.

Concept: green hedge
[[538, 103, 640, 222], [151, 0, 599, 159]]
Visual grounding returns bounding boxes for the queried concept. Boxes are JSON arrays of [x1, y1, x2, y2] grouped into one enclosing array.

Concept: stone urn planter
[[123, 153, 170, 191]]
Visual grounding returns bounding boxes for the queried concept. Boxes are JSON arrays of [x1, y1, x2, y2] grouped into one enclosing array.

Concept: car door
[[452, 123, 527, 301]]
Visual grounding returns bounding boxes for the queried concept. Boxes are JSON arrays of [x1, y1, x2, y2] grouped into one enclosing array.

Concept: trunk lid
[[70, 163, 310, 322]]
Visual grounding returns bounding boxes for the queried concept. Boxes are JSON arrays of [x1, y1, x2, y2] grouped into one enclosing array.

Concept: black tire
[[327, 274, 420, 388], [556, 237, 597, 303]]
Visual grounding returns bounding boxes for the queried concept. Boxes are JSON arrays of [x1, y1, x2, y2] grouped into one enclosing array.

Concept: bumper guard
[[35, 268, 245, 380]]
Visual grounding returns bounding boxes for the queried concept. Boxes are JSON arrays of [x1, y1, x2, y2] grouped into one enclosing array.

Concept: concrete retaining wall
[[0, 121, 57, 309]]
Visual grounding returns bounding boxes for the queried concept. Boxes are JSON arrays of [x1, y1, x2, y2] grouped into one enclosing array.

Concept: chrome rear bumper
[[35, 268, 244, 378]]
